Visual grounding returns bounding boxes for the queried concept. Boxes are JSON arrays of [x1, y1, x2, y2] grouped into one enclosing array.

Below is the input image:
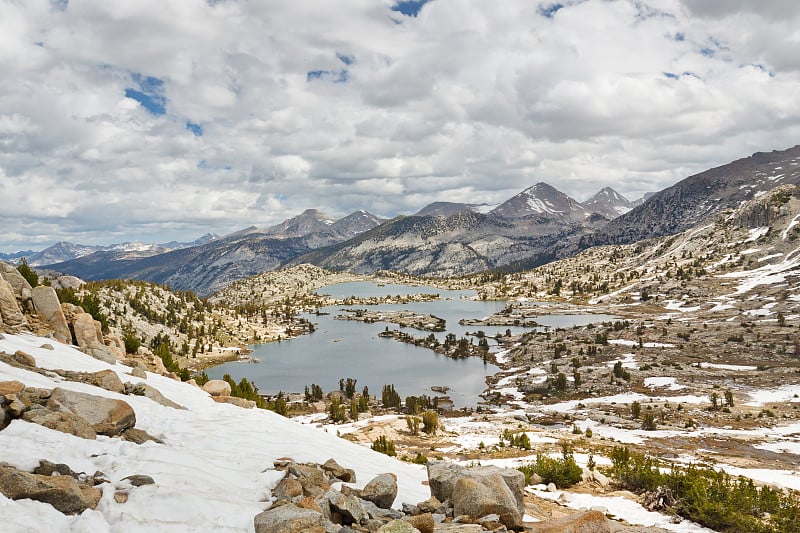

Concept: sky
[[1, 0, 800, 251]]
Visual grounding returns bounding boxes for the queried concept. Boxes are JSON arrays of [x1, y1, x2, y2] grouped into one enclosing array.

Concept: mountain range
[[20, 144, 800, 295]]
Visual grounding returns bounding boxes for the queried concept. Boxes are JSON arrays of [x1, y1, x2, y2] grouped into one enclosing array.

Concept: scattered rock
[[322, 458, 356, 483], [39, 343, 54, 350], [33, 460, 78, 478], [360, 472, 398, 509], [122, 474, 155, 487], [13, 350, 36, 367], [114, 491, 129, 504], [47, 387, 135, 436], [130, 366, 147, 379], [202, 379, 231, 397], [0, 463, 101, 515], [297, 495, 323, 514], [121, 427, 162, 444], [253, 503, 326, 533]]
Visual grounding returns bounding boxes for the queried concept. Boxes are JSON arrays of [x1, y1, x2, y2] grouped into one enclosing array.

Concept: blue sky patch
[[700, 47, 715, 58], [663, 72, 679, 80], [125, 73, 166, 115], [307, 69, 349, 83], [391, 0, 430, 17], [538, 3, 563, 18], [673, 32, 685, 41], [186, 121, 203, 136], [337, 53, 354, 66]]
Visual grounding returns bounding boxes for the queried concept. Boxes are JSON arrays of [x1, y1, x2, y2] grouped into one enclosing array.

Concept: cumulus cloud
[[1, 0, 799, 250]]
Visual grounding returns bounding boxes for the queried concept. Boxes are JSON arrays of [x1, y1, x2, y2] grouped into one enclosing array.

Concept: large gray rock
[[377, 520, 420, 533], [0, 277, 26, 327], [22, 407, 97, 439], [324, 489, 368, 524], [452, 474, 523, 531], [0, 269, 32, 298], [360, 473, 398, 509], [426, 460, 525, 516], [72, 312, 115, 363], [253, 503, 326, 533], [0, 463, 102, 514], [47, 387, 135, 436], [202, 379, 231, 397], [32, 286, 71, 344]]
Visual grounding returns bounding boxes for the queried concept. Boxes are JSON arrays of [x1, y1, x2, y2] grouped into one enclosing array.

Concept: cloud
[[0, 0, 799, 251]]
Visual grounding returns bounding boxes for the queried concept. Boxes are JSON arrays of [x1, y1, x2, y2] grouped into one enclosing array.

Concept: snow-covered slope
[[490, 183, 591, 221], [582, 187, 633, 219], [0, 334, 428, 532]]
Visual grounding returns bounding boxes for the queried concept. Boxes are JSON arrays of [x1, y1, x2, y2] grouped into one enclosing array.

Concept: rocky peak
[[582, 186, 633, 220], [490, 182, 590, 221]]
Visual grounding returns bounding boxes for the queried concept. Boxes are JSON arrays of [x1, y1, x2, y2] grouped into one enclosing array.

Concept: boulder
[[0, 269, 32, 297], [122, 474, 155, 487], [13, 350, 36, 366], [0, 464, 102, 515], [202, 379, 231, 397], [88, 369, 124, 393], [324, 489, 368, 524], [360, 472, 398, 509], [253, 503, 326, 533], [322, 458, 356, 483], [416, 495, 442, 514], [527, 510, 613, 533], [273, 477, 303, 500], [31, 286, 71, 344], [125, 382, 183, 409], [426, 461, 525, 517], [22, 407, 97, 439], [47, 387, 135, 436], [72, 312, 116, 364], [452, 474, 523, 531], [0, 277, 26, 327], [0, 380, 25, 395]]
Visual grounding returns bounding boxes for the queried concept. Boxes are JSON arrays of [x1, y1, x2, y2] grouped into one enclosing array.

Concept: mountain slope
[[582, 145, 800, 248], [293, 209, 605, 277]]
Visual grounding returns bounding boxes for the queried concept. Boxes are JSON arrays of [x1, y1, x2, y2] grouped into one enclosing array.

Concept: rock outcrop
[[0, 277, 27, 328], [31, 286, 71, 344]]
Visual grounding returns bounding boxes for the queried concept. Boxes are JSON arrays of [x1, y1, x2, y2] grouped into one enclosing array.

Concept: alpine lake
[[209, 282, 614, 408]]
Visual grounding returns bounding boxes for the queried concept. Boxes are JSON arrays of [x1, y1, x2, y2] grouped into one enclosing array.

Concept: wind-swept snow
[[0, 334, 429, 532]]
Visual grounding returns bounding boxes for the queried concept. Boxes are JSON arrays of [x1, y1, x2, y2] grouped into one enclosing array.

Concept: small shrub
[[372, 435, 396, 456]]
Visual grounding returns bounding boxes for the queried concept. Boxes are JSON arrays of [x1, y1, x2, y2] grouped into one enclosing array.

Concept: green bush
[[372, 435, 396, 456], [518, 443, 582, 488], [16, 259, 38, 288], [609, 446, 800, 533], [422, 411, 438, 434]]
